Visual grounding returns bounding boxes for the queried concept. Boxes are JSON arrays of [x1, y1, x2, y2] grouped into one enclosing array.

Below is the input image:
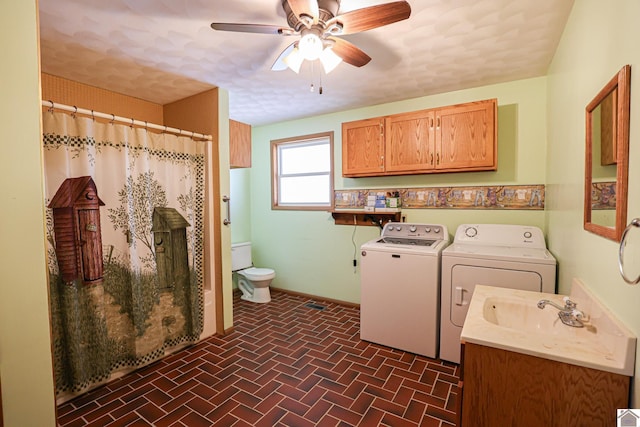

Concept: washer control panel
[[381, 222, 448, 241]]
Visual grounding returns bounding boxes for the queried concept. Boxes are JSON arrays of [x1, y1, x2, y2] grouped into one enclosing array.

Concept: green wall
[[230, 168, 252, 244], [240, 77, 548, 303], [546, 0, 640, 406], [0, 1, 57, 425]]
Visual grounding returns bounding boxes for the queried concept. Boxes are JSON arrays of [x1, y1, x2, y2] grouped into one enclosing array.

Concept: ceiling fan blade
[[286, 0, 320, 26], [328, 37, 371, 67], [327, 1, 411, 35], [271, 42, 297, 71], [211, 23, 295, 35]]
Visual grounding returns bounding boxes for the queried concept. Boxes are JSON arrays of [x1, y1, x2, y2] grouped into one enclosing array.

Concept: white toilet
[[231, 242, 275, 303]]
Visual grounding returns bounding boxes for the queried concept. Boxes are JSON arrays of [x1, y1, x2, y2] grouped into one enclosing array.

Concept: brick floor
[[57, 290, 460, 426]]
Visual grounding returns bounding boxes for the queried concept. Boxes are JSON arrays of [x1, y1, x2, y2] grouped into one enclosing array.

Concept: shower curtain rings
[[72, 105, 77, 119], [110, 114, 115, 125], [91, 110, 95, 122], [48, 100, 54, 114], [130, 118, 134, 128]]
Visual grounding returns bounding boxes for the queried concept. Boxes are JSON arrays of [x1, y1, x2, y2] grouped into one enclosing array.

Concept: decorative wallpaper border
[[591, 181, 616, 210], [335, 185, 546, 210]]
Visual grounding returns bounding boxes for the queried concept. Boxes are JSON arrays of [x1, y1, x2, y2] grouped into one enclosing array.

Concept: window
[[271, 132, 334, 210]]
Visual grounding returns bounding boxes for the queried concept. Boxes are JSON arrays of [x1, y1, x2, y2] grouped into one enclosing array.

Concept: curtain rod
[[41, 100, 213, 141]]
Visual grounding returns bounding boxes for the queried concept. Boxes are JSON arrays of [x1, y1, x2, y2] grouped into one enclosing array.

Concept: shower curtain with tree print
[[42, 110, 207, 400]]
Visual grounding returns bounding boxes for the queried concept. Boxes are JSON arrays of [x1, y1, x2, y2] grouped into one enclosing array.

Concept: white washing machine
[[439, 224, 557, 363], [360, 222, 449, 358]]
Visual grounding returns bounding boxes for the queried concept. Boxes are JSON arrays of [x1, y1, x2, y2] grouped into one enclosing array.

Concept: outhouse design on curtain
[[42, 110, 207, 401]]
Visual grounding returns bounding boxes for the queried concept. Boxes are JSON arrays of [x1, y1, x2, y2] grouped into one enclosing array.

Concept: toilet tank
[[231, 242, 252, 271]]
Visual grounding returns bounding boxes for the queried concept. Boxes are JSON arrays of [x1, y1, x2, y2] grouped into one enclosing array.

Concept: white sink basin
[[461, 279, 636, 376], [483, 297, 568, 333]]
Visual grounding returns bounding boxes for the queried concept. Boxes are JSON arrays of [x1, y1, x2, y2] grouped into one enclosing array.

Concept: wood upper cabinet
[[229, 119, 251, 168], [385, 109, 435, 173], [342, 99, 497, 177], [436, 99, 496, 172], [342, 117, 385, 176]]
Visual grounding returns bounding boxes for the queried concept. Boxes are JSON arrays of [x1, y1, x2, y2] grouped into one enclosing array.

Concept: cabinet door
[[436, 99, 497, 171], [342, 117, 385, 176], [229, 119, 251, 168], [385, 109, 435, 173]]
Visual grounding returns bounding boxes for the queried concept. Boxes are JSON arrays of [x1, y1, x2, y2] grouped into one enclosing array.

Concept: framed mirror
[[584, 65, 631, 241]]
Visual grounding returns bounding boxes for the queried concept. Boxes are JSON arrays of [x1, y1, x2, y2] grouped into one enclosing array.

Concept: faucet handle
[[562, 296, 577, 309], [572, 309, 590, 323]]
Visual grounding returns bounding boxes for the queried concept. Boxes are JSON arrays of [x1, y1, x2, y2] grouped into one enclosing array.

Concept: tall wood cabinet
[[229, 119, 251, 168], [342, 99, 497, 177]]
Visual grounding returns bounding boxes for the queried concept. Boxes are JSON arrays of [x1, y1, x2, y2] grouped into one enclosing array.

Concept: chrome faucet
[[537, 297, 588, 328]]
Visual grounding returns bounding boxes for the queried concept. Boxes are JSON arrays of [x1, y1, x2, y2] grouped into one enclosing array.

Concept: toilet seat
[[238, 267, 275, 281]]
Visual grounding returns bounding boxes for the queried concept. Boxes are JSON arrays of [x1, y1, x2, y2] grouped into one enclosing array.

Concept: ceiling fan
[[211, 0, 411, 74]]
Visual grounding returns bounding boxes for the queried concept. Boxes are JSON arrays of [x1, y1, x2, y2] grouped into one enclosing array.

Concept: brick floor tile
[[305, 398, 333, 423], [57, 290, 460, 427], [230, 404, 263, 424]]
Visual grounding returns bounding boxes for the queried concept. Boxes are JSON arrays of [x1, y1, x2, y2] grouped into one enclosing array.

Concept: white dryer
[[439, 224, 556, 363]]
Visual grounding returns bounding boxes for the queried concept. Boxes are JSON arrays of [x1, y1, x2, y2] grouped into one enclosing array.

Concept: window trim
[[271, 131, 334, 211]]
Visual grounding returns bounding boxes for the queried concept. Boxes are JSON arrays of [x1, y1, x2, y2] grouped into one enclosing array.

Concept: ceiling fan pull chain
[[310, 60, 315, 92]]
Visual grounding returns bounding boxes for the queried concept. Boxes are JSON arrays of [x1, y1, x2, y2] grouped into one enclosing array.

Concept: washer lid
[[361, 237, 449, 254], [443, 243, 556, 264], [376, 237, 437, 247]]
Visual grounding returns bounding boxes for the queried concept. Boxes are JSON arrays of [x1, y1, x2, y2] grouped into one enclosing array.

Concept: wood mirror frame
[[584, 65, 631, 242]]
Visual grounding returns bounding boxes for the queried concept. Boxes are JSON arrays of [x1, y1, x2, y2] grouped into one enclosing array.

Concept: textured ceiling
[[38, 0, 574, 126]]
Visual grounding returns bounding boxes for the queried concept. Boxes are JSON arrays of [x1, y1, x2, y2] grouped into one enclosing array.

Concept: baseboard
[[270, 287, 360, 309]]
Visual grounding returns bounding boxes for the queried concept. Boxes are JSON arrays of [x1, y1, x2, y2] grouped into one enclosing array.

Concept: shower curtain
[[42, 111, 207, 400]]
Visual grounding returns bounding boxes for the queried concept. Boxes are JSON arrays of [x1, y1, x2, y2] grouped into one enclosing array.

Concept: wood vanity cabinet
[[458, 342, 630, 427], [342, 99, 497, 177], [229, 119, 251, 168]]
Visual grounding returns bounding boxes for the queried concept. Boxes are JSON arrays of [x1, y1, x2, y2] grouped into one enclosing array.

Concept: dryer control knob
[[395, 226, 402, 231], [524, 231, 532, 239], [465, 227, 478, 237], [425, 227, 431, 233], [409, 225, 417, 232], [433, 228, 440, 233]]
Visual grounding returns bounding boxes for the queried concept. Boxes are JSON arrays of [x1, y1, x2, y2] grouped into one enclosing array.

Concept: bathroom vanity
[[458, 281, 635, 427]]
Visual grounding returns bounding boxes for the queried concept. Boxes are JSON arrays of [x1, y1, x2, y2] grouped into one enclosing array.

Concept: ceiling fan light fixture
[[283, 47, 304, 73], [319, 47, 342, 74], [298, 33, 323, 60]]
